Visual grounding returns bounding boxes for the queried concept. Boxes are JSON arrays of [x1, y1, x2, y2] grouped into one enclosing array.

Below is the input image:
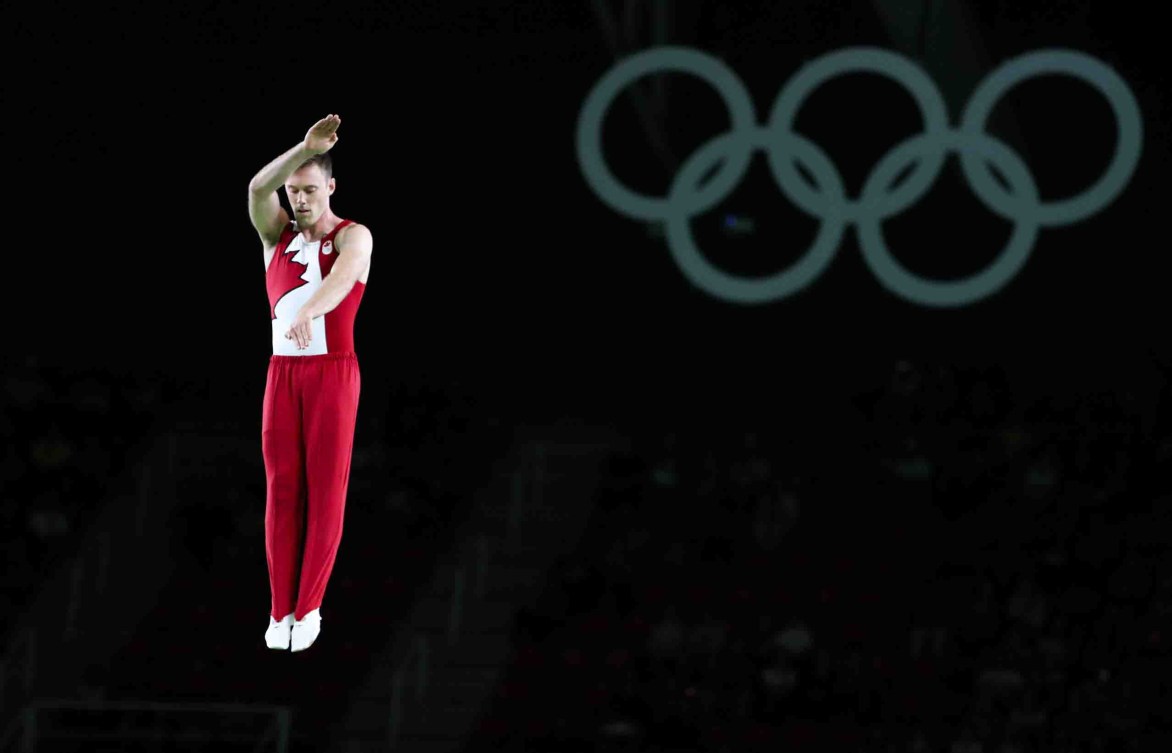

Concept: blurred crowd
[[469, 359, 1172, 753], [1, 355, 174, 634], [5, 352, 1171, 752], [165, 376, 494, 575], [0, 355, 495, 636]]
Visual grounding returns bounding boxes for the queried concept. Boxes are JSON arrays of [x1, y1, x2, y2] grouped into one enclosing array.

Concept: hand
[[303, 114, 340, 155], [284, 310, 314, 350]]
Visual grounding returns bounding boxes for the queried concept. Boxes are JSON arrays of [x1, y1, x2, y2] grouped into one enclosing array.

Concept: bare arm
[[299, 224, 373, 320], [283, 224, 374, 349], [247, 114, 341, 248], [247, 155, 298, 249]]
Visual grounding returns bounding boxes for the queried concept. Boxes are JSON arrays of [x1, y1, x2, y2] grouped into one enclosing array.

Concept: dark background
[[11, 0, 1169, 419], [4, 1, 1172, 751]]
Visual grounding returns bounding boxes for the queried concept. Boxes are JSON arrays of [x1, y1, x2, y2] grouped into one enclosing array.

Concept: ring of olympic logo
[[575, 46, 1142, 307]]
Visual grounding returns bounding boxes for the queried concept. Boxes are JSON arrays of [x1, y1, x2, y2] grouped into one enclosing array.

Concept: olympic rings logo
[[575, 47, 1143, 307]]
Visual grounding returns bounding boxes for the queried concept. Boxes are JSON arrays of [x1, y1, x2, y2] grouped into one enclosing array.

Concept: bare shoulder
[[263, 220, 297, 269], [337, 221, 373, 284], [269, 220, 297, 249], [337, 221, 373, 249]]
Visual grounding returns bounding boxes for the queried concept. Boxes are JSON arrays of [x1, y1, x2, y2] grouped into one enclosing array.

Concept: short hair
[[296, 152, 333, 182]]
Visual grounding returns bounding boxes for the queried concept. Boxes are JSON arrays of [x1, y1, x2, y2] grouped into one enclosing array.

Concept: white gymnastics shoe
[[290, 609, 322, 652], [265, 613, 294, 650]]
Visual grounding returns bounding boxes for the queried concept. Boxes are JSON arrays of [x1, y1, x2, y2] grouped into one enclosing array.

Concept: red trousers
[[262, 352, 361, 622]]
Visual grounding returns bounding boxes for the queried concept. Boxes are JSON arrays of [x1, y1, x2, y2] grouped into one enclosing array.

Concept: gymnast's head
[[285, 152, 335, 227]]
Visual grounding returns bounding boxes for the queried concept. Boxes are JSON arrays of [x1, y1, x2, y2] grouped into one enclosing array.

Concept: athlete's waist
[[269, 351, 358, 363]]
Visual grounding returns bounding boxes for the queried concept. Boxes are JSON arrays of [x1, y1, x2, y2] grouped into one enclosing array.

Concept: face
[[285, 164, 334, 226]]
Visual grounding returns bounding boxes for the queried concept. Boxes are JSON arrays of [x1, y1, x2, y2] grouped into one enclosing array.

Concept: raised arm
[[248, 114, 342, 250]]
